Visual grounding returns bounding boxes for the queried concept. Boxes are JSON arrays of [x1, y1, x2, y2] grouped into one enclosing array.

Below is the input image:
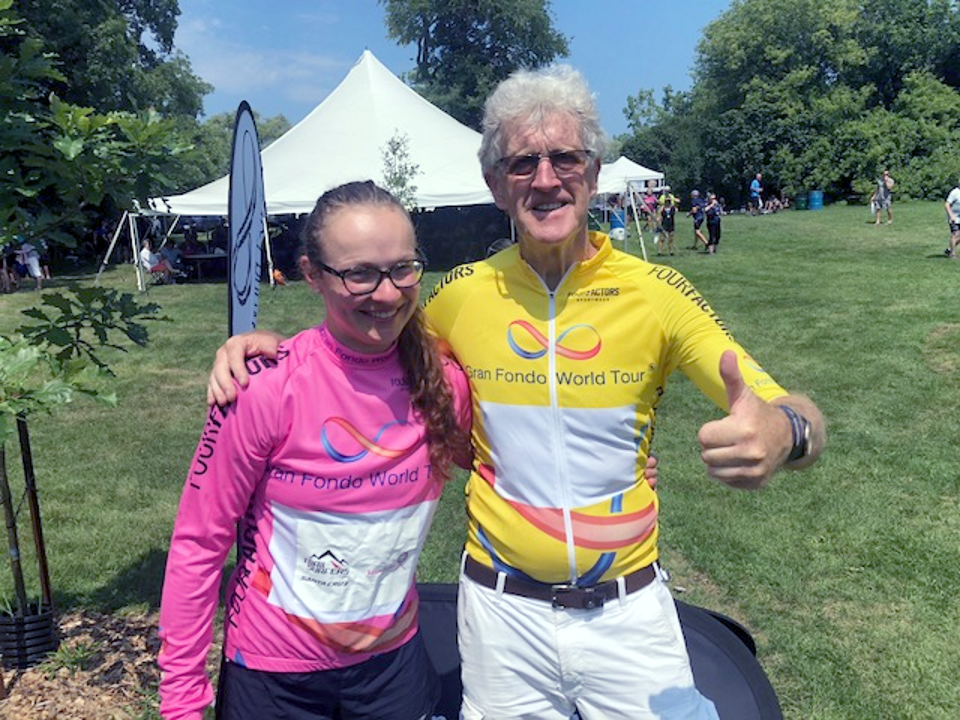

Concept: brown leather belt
[[462, 554, 657, 610]]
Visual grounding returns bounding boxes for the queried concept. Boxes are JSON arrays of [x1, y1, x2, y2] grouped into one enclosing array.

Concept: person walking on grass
[[870, 169, 895, 225], [658, 192, 678, 256], [749, 172, 763, 215], [608, 194, 627, 244], [689, 189, 708, 249], [945, 180, 960, 259], [705, 192, 723, 254]]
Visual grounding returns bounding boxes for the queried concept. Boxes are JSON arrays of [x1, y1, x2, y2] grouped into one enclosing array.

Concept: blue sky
[[174, 0, 731, 137]]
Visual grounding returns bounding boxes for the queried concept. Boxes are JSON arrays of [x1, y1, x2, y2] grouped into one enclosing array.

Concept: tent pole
[[263, 216, 276, 288], [627, 186, 647, 261], [157, 214, 181, 252], [95, 211, 128, 286], [129, 213, 146, 292]]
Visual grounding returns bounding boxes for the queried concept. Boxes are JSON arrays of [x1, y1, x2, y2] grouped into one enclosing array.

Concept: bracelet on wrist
[[778, 405, 811, 463]]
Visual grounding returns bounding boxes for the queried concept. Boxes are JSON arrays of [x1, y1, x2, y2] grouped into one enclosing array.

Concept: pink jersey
[[158, 324, 471, 720]]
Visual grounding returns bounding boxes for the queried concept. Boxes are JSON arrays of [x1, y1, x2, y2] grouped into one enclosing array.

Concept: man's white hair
[[478, 64, 607, 174]]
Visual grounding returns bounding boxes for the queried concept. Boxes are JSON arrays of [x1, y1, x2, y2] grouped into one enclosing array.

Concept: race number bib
[[266, 500, 437, 623]]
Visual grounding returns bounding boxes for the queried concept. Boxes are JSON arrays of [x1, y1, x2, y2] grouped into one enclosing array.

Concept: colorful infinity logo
[[507, 320, 602, 360], [321, 417, 417, 463]]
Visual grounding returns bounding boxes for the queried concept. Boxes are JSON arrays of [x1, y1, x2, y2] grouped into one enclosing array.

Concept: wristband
[[778, 405, 811, 462]]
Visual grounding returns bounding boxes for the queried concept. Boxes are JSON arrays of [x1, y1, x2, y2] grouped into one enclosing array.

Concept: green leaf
[[52, 136, 84, 161]]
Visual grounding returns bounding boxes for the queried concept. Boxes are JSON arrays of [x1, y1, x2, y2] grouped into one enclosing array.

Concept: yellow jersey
[[424, 232, 786, 585]]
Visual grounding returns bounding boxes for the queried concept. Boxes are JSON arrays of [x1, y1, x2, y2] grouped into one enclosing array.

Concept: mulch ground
[[0, 611, 165, 719]]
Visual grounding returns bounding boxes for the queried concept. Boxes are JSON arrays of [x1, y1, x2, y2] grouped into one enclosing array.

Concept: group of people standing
[[867, 169, 960, 260], [606, 187, 682, 256], [159, 64, 826, 720], [688, 189, 724, 254]]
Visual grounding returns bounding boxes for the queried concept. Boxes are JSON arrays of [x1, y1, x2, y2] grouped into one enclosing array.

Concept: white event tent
[[596, 156, 664, 196], [149, 51, 493, 216]]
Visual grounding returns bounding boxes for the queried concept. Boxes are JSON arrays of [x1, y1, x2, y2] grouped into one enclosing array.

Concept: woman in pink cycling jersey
[[158, 181, 472, 720]]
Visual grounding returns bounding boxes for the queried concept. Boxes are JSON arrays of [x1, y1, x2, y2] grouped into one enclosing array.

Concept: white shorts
[[609, 227, 626, 242], [457, 569, 719, 720], [23, 256, 42, 279]]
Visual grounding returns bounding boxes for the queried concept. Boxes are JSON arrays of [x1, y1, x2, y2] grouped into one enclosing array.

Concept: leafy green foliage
[[619, 0, 960, 204], [380, 0, 569, 128], [0, 336, 103, 441], [169, 110, 293, 193], [17, 286, 169, 371], [40, 639, 100, 678], [0, 286, 168, 440], [15, 0, 210, 117], [0, 2, 194, 249]]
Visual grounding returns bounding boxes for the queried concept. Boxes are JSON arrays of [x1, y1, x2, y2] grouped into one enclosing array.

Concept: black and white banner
[[228, 101, 266, 336]]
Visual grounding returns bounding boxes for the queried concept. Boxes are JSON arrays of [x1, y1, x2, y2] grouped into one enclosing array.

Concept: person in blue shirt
[[608, 194, 626, 243], [749, 173, 763, 215]]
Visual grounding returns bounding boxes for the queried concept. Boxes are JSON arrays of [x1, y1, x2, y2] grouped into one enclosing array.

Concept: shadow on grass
[[52, 549, 240, 615], [49, 548, 168, 613]]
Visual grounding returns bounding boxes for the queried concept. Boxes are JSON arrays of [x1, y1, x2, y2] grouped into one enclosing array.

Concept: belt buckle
[[551, 584, 604, 610]]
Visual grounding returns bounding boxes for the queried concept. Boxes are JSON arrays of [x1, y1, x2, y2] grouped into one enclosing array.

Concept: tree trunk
[[17, 417, 52, 610], [0, 444, 28, 617]]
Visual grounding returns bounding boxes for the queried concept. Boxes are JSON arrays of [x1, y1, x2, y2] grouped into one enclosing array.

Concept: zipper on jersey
[[547, 288, 582, 583]]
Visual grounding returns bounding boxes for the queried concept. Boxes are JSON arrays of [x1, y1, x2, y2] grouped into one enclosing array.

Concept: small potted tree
[[0, 286, 165, 674]]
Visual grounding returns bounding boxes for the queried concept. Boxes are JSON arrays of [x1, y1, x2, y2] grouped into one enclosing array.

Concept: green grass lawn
[[2, 201, 959, 718]]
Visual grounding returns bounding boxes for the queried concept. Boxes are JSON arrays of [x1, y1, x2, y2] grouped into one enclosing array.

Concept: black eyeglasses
[[497, 149, 594, 178], [315, 259, 424, 296]]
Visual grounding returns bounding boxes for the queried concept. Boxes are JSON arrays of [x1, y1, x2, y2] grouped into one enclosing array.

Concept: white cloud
[[174, 5, 354, 117]]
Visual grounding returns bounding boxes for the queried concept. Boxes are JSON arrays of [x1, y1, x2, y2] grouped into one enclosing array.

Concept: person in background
[[640, 184, 659, 232], [160, 241, 185, 275], [181, 224, 201, 255], [870, 169, 895, 225], [749, 172, 763, 215], [2, 240, 21, 292], [15, 238, 44, 291], [210, 219, 229, 253], [608, 194, 627, 244], [704, 192, 723, 254], [158, 181, 473, 720], [688, 189, 708, 250], [139, 238, 177, 284], [657, 191, 679, 256], [944, 179, 960, 259]]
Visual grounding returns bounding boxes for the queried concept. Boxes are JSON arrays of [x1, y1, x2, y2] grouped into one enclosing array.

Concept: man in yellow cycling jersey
[[208, 65, 825, 720]]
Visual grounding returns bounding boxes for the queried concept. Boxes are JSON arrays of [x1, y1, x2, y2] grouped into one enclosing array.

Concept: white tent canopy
[[597, 156, 664, 196], [149, 51, 493, 216]]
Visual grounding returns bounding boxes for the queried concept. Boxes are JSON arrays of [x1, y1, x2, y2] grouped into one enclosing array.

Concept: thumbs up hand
[[697, 350, 793, 489]]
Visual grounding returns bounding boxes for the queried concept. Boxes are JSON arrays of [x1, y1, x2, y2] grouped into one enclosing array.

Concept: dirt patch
[[0, 611, 164, 719], [0, 564, 735, 718]]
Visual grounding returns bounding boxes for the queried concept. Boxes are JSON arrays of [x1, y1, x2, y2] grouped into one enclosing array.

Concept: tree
[[381, 131, 420, 210], [0, 0, 192, 249], [617, 0, 960, 204], [15, 0, 211, 117], [620, 87, 708, 197], [380, 0, 569, 128], [167, 111, 293, 194], [0, 286, 166, 630]]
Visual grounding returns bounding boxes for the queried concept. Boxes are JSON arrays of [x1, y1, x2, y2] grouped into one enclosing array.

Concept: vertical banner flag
[[228, 101, 267, 336]]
